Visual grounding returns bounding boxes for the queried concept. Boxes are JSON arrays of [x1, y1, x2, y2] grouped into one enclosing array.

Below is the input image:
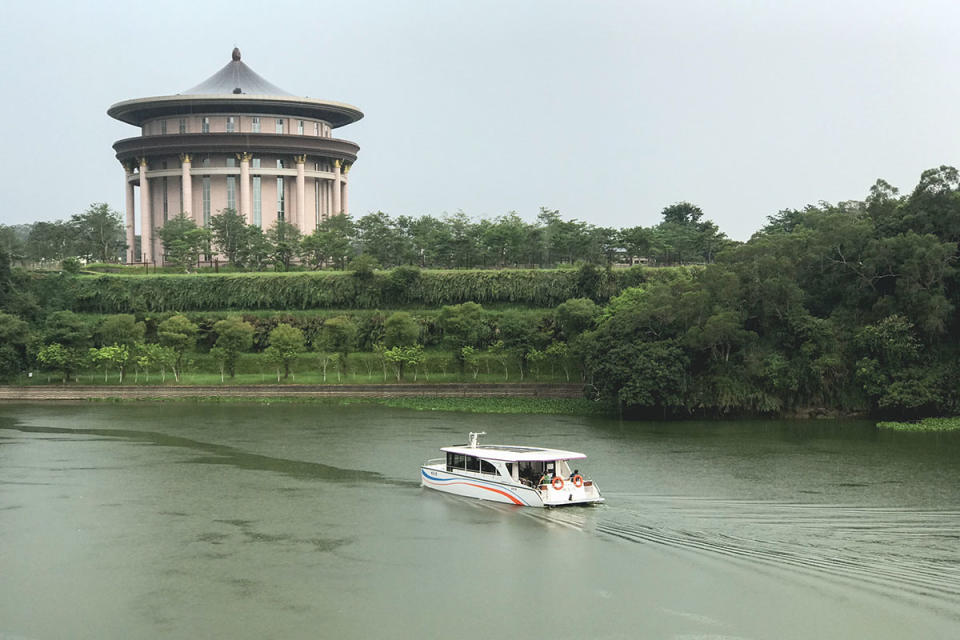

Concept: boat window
[[446, 453, 466, 471], [480, 460, 497, 475], [465, 456, 480, 472]]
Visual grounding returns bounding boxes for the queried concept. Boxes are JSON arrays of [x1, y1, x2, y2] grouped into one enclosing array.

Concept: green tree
[[0, 312, 30, 381], [210, 208, 250, 266], [554, 298, 598, 340], [157, 315, 198, 382], [212, 315, 254, 378], [438, 302, 489, 370], [98, 314, 145, 351], [158, 213, 211, 270], [318, 316, 358, 366], [300, 214, 356, 270], [236, 225, 272, 270], [268, 220, 302, 271], [36, 343, 85, 384], [265, 323, 305, 379], [71, 203, 125, 262], [383, 311, 420, 348]]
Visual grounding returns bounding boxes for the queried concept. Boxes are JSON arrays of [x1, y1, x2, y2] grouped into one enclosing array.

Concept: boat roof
[[441, 444, 587, 462]]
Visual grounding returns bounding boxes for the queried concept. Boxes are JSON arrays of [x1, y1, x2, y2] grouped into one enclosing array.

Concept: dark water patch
[[0, 424, 391, 485]]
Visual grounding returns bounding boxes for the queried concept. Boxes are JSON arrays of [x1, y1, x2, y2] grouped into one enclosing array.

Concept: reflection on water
[[1, 404, 959, 639]]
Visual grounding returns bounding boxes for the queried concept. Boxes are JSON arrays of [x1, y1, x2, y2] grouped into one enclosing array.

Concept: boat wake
[[594, 496, 960, 612]]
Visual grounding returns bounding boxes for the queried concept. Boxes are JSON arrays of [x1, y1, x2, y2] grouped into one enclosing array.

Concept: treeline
[[576, 167, 960, 417], [0, 202, 732, 270], [0, 304, 596, 385], [5, 166, 960, 418], [0, 204, 126, 265]]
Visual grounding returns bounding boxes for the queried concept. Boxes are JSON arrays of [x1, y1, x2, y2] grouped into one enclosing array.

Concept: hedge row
[[41, 266, 668, 313]]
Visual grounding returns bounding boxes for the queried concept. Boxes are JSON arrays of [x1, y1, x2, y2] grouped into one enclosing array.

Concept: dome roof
[[107, 48, 363, 128], [182, 48, 292, 96]]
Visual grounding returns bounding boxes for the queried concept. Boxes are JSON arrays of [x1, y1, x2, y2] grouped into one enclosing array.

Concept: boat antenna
[[468, 432, 486, 448]]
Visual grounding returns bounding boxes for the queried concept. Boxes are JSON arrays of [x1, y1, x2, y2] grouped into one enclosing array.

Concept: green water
[[1, 403, 958, 639]]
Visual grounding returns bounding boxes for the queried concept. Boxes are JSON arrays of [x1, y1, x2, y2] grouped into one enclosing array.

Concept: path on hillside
[[0, 383, 584, 401]]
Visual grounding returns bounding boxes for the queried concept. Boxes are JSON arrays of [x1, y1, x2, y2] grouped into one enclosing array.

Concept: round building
[[108, 48, 362, 264]]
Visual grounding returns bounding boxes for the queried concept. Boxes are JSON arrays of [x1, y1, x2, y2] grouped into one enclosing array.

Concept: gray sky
[[2, 0, 959, 240]]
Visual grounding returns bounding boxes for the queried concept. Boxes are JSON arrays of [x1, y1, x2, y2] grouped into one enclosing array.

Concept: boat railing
[[425, 457, 444, 466]]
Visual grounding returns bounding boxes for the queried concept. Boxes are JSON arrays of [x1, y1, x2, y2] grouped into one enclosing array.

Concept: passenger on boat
[[538, 471, 551, 487], [569, 469, 579, 480]]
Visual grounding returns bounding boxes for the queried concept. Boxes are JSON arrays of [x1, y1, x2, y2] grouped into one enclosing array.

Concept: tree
[[438, 302, 489, 370], [265, 323, 305, 379], [135, 341, 174, 383], [267, 220, 302, 271], [0, 312, 30, 381], [545, 341, 571, 381], [71, 203, 125, 262], [661, 202, 704, 225], [210, 208, 250, 266], [212, 315, 254, 378], [158, 214, 211, 270], [383, 312, 420, 348], [98, 314, 145, 352], [300, 214, 356, 270], [554, 298, 598, 339], [236, 225, 272, 270], [460, 346, 480, 379], [209, 346, 229, 382], [318, 316, 358, 367], [157, 315, 198, 382], [89, 344, 130, 383], [36, 343, 85, 384]]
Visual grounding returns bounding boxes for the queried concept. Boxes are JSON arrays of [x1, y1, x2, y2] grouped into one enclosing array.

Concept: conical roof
[[183, 47, 292, 96]]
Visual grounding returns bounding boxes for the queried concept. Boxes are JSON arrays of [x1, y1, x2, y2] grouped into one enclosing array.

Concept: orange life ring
[[572, 474, 583, 488], [551, 476, 564, 490]]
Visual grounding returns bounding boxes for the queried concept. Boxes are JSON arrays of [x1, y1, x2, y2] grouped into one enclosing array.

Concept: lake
[[1, 403, 958, 639]]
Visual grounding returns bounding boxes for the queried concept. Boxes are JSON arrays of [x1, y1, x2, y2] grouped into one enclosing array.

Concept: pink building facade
[[108, 48, 362, 264]]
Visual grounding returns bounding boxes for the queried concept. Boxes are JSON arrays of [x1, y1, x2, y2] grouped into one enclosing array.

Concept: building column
[[139, 158, 152, 263], [124, 163, 135, 263], [180, 154, 192, 219], [239, 153, 252, 223], [294, 154, 306, 230], [333, 159, 342, 215], [342, 163, 350, 215]]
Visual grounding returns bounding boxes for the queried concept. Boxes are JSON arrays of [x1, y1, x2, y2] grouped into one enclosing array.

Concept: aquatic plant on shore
[[876, 417, 960, 432]]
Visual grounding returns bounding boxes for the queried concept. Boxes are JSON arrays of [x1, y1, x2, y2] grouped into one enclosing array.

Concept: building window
[[160, 120, 167, 135], [252, 157, 260, 169], [253, 176, 261, 227], [202, 177, 211, 226], [201, 157, 210, 168], [227, 176, 236, 212], [277, 178, 285, 220], [251, 117, 260, 133], [202, 117, 210, 133], [277, 159, 284, 169], [276, 118, 284, 134], [226, 116, 235, 133], [298, 120, 304, 135], [314, 122, 319, 136], [179, 118, 187, 134], [162, 177, 169, 220]]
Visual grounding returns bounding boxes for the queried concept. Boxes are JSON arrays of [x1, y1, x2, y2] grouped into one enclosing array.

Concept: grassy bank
[[83, 395, 608, 416], [876, 417, 960, 432]]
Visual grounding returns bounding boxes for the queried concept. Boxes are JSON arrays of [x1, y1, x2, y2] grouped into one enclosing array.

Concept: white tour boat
[[420, 432, 604, 507]]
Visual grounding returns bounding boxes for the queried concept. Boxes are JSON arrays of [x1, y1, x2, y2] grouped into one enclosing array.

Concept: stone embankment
[[0, 383, 584, 402]]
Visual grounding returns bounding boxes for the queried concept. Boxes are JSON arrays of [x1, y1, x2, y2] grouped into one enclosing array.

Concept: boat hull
[[420, 465, 604, 508]]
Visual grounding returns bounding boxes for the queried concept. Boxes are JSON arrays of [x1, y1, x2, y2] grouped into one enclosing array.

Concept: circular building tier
[[108, 48, 363, 264]]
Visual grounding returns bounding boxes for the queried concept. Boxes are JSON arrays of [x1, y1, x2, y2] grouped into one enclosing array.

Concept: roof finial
[[232, 47, 241, 62]]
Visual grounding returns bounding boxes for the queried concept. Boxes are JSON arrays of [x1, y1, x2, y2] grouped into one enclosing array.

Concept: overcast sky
[[2, 0, 960, 240]]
